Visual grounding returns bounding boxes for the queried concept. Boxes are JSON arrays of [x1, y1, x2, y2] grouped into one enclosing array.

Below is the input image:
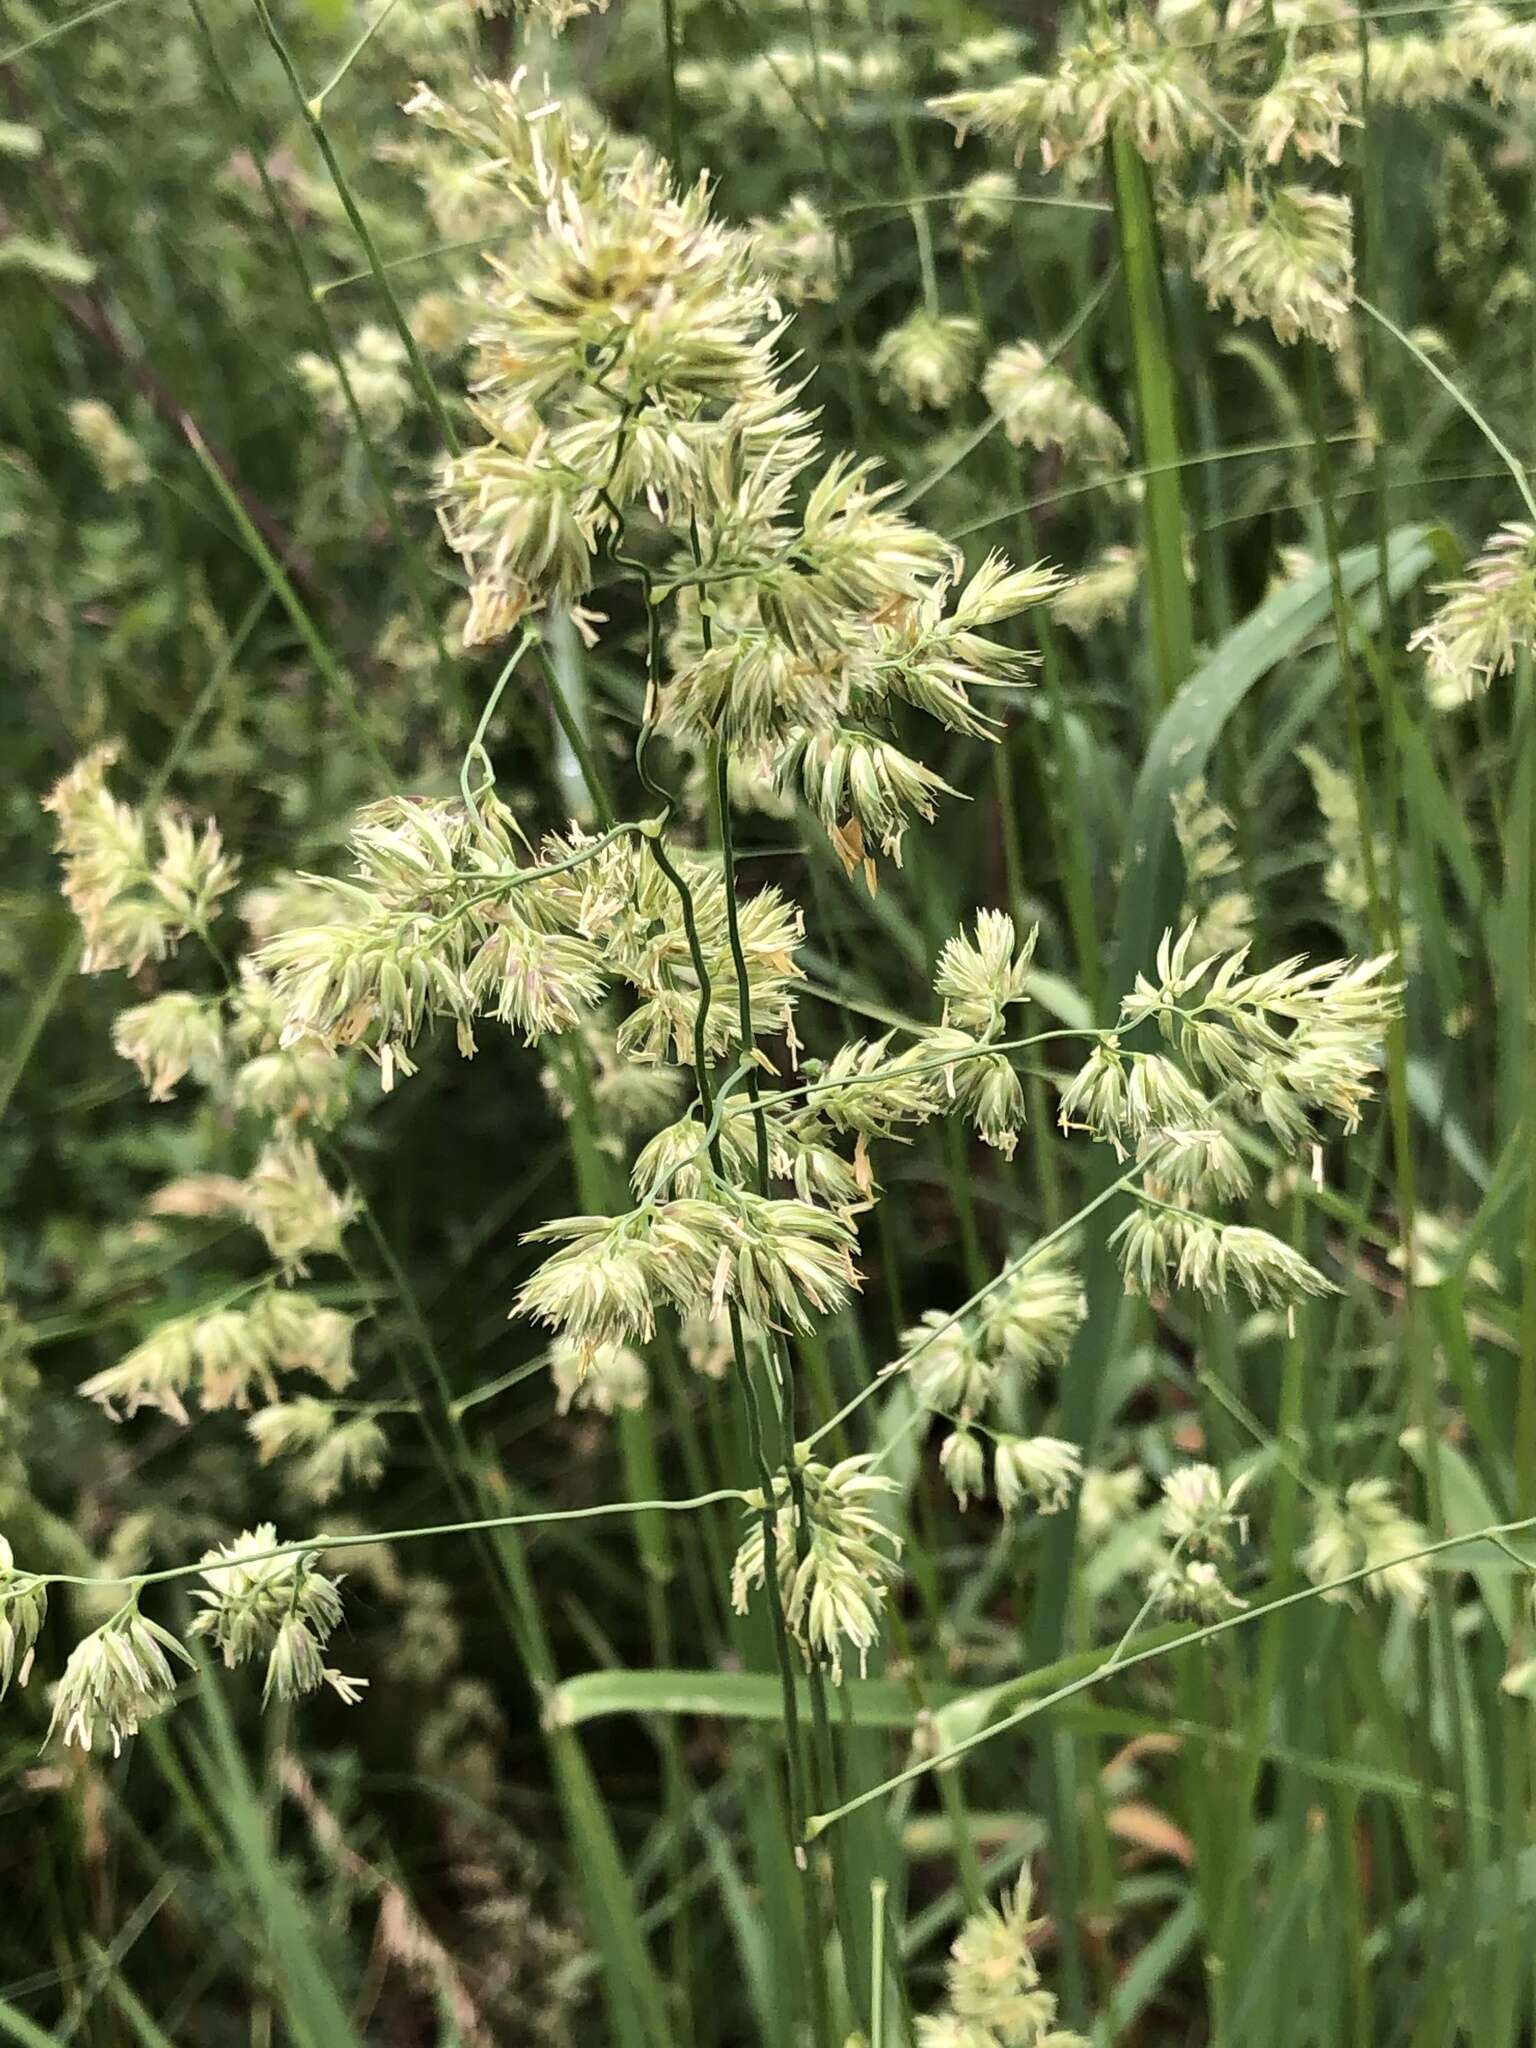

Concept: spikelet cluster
[[477, 0, 608, 28], [412, 69, 781, 634], [516, 1189, 859, 1365], [1059, 927, 1399, 1310], [47, 1605, 194, 1754], [99, 944, 352, 1126], [1051, 544, 1140, 633], [678, 43, 906, 128], [919, 910, 1043, 1158], [982, 342, 1127, 468], [908, 1245, 1083, 1428], [68, 397, 149, 491], [872, 309, 982, 412], [751, 193, 843, 305], [1450, 4, 1536, 102], [1246, 54, 1355, 165], [954, 169, 1018, 258], [549, 1335, 649, 1416], [112, 992, 224, 1102], [933, 13, 1217, 170], [1186, 181, 1355, 349], [295, 323, 413, 436], [45, 749, 237, 974], [902, 1235, 1084, 1519], [248, 1401, 388, 1501], [80, 1287, 355, 1423], [731, 1454, 902, 1682], [918, 1871, 1089, 2047], [240, 1137, 357, 1272], [1301, 1478, 1429, 1609], [1147, 1463, 1250, 1618], [1434, 135, 1507, 286], [1171, 779, 1254, 962], [1361, 32, 1453, 107], [0, 1537, 47, 1698], [192, 1526, 366, 1703], [1407, 523, 1536, 708], [412, 71, 1057, 877]]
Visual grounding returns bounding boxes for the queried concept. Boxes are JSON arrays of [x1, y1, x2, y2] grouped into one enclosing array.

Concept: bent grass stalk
[[804, 1511, 1536, 1841]]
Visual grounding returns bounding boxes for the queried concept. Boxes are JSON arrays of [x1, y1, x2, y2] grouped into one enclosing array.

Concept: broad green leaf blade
[[547, 1667, 955, 1730], [1400, 1426, 1514, 1639], [1111, 526, 1433, 1006]]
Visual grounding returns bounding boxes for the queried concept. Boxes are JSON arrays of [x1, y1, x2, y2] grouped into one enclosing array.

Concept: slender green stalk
[[536, 641, 617, 829], [0, 0, 133, 61], [185, 0, 465, 726], [309, 0, 401, 115], [1107, 128, 1196, 711], [183, 423, 391, 789], [35, 1493, 752, 1592], [660, 0, 684, 175], [249, 0, 461, 456]]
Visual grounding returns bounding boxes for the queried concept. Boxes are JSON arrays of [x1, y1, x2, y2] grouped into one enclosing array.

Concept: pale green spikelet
[[48, 1606, 194, 1755], [731, 1454, 902, 1682], [1301, 1477, 1429, 1609], [1408, 521, 1536, 707], [1185, 179, 1355, 350]]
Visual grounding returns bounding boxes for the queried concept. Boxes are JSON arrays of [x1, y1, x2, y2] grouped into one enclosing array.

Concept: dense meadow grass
[[4, 0, 1536, 2042]]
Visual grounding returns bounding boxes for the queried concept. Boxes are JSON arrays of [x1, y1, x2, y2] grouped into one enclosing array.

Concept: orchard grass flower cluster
[[42, 808, 372, 1493], [294, 322, 412, 437], [67, 397, 149, 491], [20, 53, 1486, 2048], [44, 748, 236, 975], [248, 1401, 389, 1503], [47, 1605, 193, 1755], [516, 1192, 861, 1361], [1185, 180, 1355, 351], [917, 1871, 1089, 2048], [1050, 542, 1140, 634], [981, 341, 1127, 467], [1, 1528, 363, 1758], [80, 1286, 355, 1423], [953, 168, 1019, 258], [410, 68, 1060, 878], [0, 1538, 46, 1697], [930, 0, 1501, 368], [731, 1452, 902, 1683], [677, 41, 908, 129], [1148, 1463, 1251, 1617], [931, 12, 1218, 171], [750, 193, 843, 305], [548, 1335, 649, 1416], [1301, 1477, 1431, 1609], [872, 309, 982, 412], [905, 1236, 1086, 1517], [1449, 3, 1536, 100], [191, 1527, 365, 1704], [1407, 521, 1536, 707], [1054, 926, 1401, 1315], [1170, 778, 1254, 963]]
